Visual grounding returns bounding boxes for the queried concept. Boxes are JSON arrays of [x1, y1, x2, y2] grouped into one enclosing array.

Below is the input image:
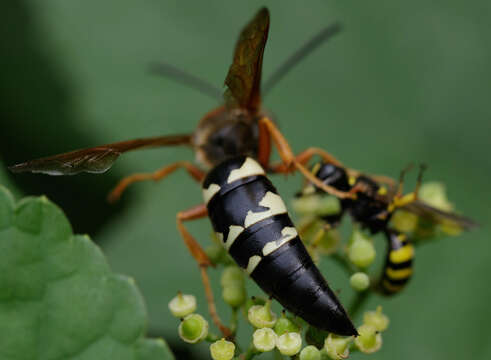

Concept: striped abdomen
[[202, 156, 357, 336], [381, 230, 414, 294]]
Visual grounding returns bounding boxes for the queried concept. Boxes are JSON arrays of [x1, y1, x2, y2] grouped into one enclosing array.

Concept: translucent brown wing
[[224, 7, 270, 111], [401, 200, 478, 231], [9, 134, 192, 176]]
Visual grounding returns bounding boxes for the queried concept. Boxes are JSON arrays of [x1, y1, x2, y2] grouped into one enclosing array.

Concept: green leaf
[[0, 185, 174, 360]]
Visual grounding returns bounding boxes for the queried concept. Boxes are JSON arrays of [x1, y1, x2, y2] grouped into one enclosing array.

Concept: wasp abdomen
[[203, 156, 357, 336], [381, 230, 414, 295]]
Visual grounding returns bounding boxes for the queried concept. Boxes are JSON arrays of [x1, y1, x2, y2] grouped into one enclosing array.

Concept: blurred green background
[[1, 1, 490, 359]]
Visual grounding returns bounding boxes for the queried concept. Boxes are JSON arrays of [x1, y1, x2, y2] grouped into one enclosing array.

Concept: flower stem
[[331, 252, 355, 275], [349, 290, 371, 319], [238, 344, 258, 360]]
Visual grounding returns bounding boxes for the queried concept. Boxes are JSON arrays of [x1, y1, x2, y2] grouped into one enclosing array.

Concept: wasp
[[9, 8, 358, 336], [297, 162, 477, 294]]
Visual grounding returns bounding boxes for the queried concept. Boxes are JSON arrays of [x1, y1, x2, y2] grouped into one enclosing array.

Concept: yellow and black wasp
[[296, 162, 477, 294]]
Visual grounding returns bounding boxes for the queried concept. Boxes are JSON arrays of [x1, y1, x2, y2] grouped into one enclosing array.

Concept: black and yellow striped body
[[381, 230, 414, 294], [202, 156, 357, 336], [307, 162, 415, 295]]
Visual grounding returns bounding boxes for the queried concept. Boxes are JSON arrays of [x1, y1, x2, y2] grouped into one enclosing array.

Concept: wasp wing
[[9, 134, 192, 176], [357, 172, 478, 231], [224, 7, 270, 112], [401, 200, 478, 231]]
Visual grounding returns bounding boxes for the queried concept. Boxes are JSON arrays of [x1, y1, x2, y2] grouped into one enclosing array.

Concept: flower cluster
[[167, 181, 467, 359]]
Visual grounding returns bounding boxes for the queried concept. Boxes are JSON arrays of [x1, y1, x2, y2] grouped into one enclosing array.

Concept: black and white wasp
[[9, 8, 358, 336]]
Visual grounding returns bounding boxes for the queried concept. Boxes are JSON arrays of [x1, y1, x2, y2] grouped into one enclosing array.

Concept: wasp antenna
[[399, 163, 415, 181], [263, 23, 342, 96], [396, 163, 414, 196], [148, 61, 223, 102], [415, 163, 428, 195]]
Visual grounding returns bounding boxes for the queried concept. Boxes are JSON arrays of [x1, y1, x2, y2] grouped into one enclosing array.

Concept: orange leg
[[107, 161, 205, 203], [270, 147, 344, 173], [177, 205, 232, 338], [257, 116, 272, 168], [259, 117, 355, 199]]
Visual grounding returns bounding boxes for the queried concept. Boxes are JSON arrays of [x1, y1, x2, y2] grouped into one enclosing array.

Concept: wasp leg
[[258, 116, 355, 199], [413, 163, 428, 200], [271, 147, 344, 172], [177, 204, 232, 338], [257, 116, 272, 168], [107, 161, 205, 203]]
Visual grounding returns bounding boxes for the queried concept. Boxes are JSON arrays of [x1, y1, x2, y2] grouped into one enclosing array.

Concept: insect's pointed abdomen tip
[[334, 318, 358, 337]]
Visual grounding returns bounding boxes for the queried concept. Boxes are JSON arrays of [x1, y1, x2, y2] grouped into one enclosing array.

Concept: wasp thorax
[[193, 107, 260, 167]]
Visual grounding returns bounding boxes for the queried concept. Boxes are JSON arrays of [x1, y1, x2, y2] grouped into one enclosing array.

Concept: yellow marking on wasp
[[348, 176, 356, 186], [389, 244, 415, 264], [227, 157, 265, 183], [244, 191, 287, 227], [386, 267, 413, 280], [388, 192, 416, 212], [246, 255, 262, 274], [262, 227, 298, 256], [203, 183, 221, 205], [382, 279, 404, 292], [377, 186, 388, 196], [224, 225, 244, 250], [397, 233, 407, 241], [311, 162, 321, 176]]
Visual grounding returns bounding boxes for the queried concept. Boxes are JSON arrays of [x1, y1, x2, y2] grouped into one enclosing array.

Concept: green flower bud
[[244, 296, 265, 313], [350, 272, 370, 292], [363, 306, 389, 332], [419, 182, 453, 212], [276, 332, 302, 356], [316, 196, 342, 216], [299, 345, 321, 360], [168, 292, 197, 317], [391, 209, 419, 233], [222, 284, 246, 308], [253, 328, 277, 352], [178, 314, 208, 344], [210, 338, 235, 360], [248, 300, 277, 328], [205, 243, 225, 265], [274, 315, 301, 335], [220, 266, 244, 287], [292, 195, 341, 217], [347, 229, 376, 268], [354, 324, 382, 354], [292, 195, 322, 215], [324, 333, 352, 360]]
